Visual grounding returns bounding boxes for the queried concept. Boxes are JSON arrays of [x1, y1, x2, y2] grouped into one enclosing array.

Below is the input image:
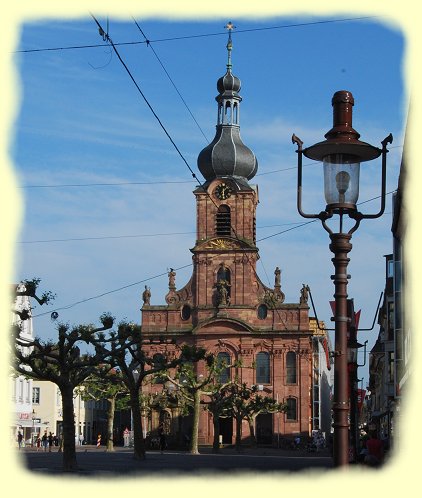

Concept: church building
[[140, 32, 332, 446]]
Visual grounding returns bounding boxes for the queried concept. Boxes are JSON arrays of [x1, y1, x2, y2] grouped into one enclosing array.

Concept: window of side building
[[256, 351, 270, 384], [286, 397, 297, 421], [286, 351, 297, 384]]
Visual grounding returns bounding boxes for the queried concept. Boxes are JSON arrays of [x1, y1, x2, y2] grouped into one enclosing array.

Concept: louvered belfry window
[[216, 205, 231, 236]]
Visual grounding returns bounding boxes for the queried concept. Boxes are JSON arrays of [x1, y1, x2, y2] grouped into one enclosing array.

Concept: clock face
[[215, 182, 233, 200]]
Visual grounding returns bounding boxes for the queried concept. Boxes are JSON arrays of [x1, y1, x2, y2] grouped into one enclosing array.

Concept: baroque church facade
[[140, 35, 332, 446]]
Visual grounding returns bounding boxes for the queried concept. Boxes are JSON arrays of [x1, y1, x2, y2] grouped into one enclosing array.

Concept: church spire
[[197, 22, 258, 184]]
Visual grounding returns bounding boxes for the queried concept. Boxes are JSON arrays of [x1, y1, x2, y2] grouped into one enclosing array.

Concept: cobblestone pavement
[[18, 445, 333, 477]]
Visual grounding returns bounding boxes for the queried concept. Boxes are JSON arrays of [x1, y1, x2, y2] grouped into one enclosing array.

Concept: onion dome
[[197, 23, 258, 183]]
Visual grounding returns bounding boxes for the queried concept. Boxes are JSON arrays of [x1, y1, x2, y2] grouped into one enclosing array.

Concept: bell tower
[[193, 23, 262, 309]]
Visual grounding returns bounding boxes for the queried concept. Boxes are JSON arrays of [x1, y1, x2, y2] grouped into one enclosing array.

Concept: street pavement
[[18, 444, 333, 477]]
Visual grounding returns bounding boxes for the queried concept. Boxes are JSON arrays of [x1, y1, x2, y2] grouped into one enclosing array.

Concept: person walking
[[36, 436, 41, 452], [96, 434, 102, 448], [364, 432, 384, 467], [41, 432, 48, 452], [47, 432, 54, 452], [17, 432, 23, 449]]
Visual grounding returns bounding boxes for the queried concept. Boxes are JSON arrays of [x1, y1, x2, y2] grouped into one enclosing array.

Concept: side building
[[10, 283, 38, 445], [368, 138, 408, 450]]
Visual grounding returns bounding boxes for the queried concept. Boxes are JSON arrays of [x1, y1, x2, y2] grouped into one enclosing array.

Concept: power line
[[19, 231, 196, 244], [18, 222, 306, 244], [90, 15, 200, 185], [31, 262, 193, 318], [18, 145, 403, 189], [19, 179, 195, 189], [132, 17, 209, 143], [15, 16, 377, 54]]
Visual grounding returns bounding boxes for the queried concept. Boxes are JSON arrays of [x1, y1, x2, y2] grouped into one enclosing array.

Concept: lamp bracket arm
[[356, 291, 384, 332], [381, 133, 393, 148], [295, 133, 325, 220], [357, 340, 368, 367], [292, 133, 303, 151], [357, 134, 392, 221]]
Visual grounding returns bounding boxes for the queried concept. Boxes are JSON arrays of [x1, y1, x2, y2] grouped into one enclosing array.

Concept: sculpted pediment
[[193, 317, 254, 335]]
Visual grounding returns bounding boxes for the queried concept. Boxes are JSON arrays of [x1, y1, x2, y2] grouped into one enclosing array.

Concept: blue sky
[[9, 13, 407, 389]]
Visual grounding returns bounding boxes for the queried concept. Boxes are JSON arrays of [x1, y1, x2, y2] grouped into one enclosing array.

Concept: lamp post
[[292, 90, 392, 467]]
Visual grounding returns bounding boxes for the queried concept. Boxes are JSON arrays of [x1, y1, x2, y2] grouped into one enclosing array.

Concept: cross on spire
[[224, 21, 236, 69]]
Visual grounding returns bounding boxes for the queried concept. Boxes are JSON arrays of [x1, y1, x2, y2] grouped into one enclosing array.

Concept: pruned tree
[[162, 353, 236, 455], [11, 279, 115, 472], [244, 394, 287, 446], [226, 382, 286, 450], [77, 368, 129, 451], [93, 322, 206, 460]]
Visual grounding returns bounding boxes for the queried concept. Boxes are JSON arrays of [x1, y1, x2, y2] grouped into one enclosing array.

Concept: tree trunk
[[189, 390, 201, 455], [106, 397, 115, 452], [60, 383, 78, 471], [212, 415, 220, 453], [130, 388, 146, 459], [248, 416, 257, 447]]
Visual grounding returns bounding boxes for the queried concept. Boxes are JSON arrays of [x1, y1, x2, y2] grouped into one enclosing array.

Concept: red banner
[[356, 389, 366, 412]]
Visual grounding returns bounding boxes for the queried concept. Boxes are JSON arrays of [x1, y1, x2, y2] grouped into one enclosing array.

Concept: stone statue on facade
[[274, 267, 281, 288], [216, 279, 230, 307], [300, 284, 310, 304], [142, 285, 151, 306], [168, 268, 176, 289]]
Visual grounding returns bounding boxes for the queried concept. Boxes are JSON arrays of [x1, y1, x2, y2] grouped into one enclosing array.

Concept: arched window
[[217, 352, 231, 383], [257, 304, 268, 320], [216, 205, 231, 236], [286, 397, 297, 420], [286, 351, 297, 384], [225, 101, 232, 124], [233, 103, 239, 124], [256, 351, 270, 384]]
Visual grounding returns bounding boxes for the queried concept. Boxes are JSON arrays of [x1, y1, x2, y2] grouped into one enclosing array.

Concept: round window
[[181, 304, 191, 321]]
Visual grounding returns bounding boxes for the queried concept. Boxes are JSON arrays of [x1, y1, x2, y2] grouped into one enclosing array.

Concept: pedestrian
[[36, 436, 41, 452], [17, 431, 23, 449], [96, 434, 102, 448], [364, 432, 384, 467], [158, 424, 166, 454], [79, 433, 84, 446], [41, 432, 48, 452], [48, 432, 54, 452]]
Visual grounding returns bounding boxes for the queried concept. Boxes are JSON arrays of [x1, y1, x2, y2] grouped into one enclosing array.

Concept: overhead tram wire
[[132, 17, 210, 143], [27, 17, 390, 322], [16, 15, 377, 54], [31, 16, 288, 328], [90, 14, 200, 185], [88, 17, 296, 331], [30, 262, 194, 319], [19, 145, 403, 189]]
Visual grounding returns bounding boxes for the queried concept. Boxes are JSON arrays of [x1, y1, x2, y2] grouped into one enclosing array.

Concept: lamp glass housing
[[323, 153, 360, 208]]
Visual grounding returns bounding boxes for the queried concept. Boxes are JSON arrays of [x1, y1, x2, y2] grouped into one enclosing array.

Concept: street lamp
[[292, 90, 392, 467]]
